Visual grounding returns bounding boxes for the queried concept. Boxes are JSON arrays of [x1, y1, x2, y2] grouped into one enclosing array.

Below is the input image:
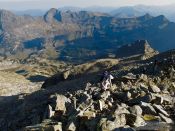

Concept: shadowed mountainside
[[0, 9, 175, 63]]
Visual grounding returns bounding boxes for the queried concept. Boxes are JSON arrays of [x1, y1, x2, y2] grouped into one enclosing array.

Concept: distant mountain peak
[[44, 8, 61, 23], [155, 15, 169, 22], [116, 40, 158, 59], [138, 13, 153, 21], [135, 40, 155, 54], [0, 9, 15, 18]]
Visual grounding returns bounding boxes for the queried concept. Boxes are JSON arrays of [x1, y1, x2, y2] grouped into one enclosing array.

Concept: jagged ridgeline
[[0, 9, 175, 62]]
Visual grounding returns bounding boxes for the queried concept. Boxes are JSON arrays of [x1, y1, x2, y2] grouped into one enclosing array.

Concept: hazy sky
[[0, 0, 175, 10]]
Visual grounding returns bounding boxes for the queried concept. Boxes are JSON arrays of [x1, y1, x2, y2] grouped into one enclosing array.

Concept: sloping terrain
[[0, 48, 174, 130], [0, 71, 40, 96], [42, 58, 119, 88]]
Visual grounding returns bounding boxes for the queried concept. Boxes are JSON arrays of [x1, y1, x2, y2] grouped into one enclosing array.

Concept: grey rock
[[139, 74, 148, 82], [97, 118, 107, 131], [122, 73, 137, 80], [153, 104, 169, 117], [79, 110, 96, 120], [114, 114, 127, 127], [126, 114, 146, 127], [55, 94, 69, 115], [159, 113, 174, 124], [152, 95, 164, 104], [149, 85, 161, 93], [139, 84, 149, 92], [98, 99, 106, 111], [114, 106, 130, 116], [128, 94, 152, 104], [44, 105, 55, 119], [117, 91, 132, 102], [101, 116, 126, 131], [66, 121, 76, 131], [129, 105, 142, 116], [140, 102, 157, 115], [100, 91, 110, 100]]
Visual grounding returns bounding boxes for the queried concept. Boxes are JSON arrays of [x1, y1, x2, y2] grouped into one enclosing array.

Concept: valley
[[1, 9, 175, 63]]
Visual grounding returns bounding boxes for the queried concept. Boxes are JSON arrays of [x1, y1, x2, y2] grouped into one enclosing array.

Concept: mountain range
[[58, 5, 175, 22], [110, 5, 175, 22], [1, 8, 175, 62]]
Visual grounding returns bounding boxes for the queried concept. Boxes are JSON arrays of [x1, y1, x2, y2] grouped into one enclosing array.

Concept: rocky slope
[[0, 58, 69, 96], [1, 9, 175, 62], [0, 46, 175, 130], [42, 58, 119, 89], [25, 49, 175, 131], [0, 71, 40, 96]]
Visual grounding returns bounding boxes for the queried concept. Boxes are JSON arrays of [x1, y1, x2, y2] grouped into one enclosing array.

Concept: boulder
[[55, 95, 69, 115], [44, 105, 55, 119], [122, 73, 137, 80], [79, 110, 96, 120], [97, 118, 107, 131], [133, 116, 146, 127], [114, 106, 130, 116], [114, 114, 127, 127], [98, 99, 106, 111], [126, 114, 146, 127], [66, 121, 76, 131], [149, 85, 161, 93], [52, 123, 62, 131], [139, 84, 149, 92], [140, 102, 157, 115], [99, 115, 126, 131], [129, 105, 142, 116], [128, 94, 152, 104], [159, 113, 174, 124], [63, 70, 70, 80], [100, 91, 110, 101], [152, 95, 164, 104], [116, 91, 132, 102], [153, 104, 169, 117], [139, 74, 148, 82], [78, 91, 91, 103], [139, 91, 146, 97]]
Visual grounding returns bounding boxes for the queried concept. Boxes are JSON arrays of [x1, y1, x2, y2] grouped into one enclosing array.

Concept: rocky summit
[[0, 46, 175, 131], [116, 40, 158, 60]]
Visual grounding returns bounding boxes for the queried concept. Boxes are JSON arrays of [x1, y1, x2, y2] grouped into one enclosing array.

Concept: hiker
[[153, 59, 159, 75], [101, 72, 114, 90], [141, 66, 147, 74], [100, 71, 109, 81]]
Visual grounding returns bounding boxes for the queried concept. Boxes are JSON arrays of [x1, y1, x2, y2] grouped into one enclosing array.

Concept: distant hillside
[[0, 9, 175, 63], [110, 5, 175, 22], [58, 5, 175, 22]]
